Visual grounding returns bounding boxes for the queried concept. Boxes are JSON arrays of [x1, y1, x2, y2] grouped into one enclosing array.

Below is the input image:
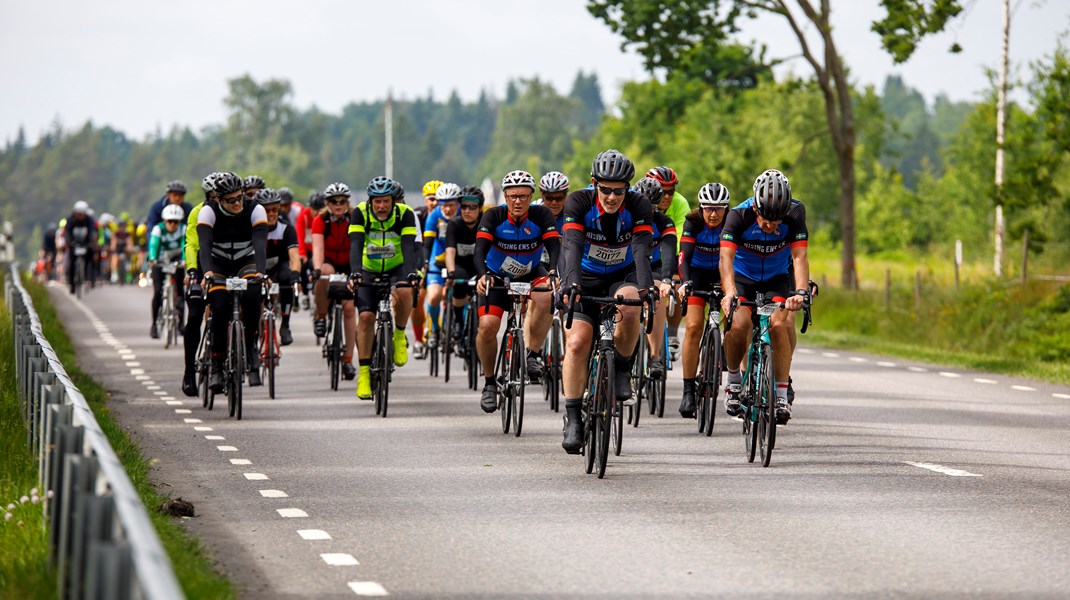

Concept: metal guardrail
[[4, 261, 184, 600]]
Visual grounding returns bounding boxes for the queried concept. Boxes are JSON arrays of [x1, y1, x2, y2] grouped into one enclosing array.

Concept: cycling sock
[[527, 349, 540, 360], [428, 303, 441, 332], [359, 358, 371, 367], [485, 376, 495, 388], [343, 355, 353, 364], [728, 369, 741, 386], [281, 314, 290, 328], [776, 381, 789, 403], [452, 304, 464, 323], [683, 378, 696, 391]]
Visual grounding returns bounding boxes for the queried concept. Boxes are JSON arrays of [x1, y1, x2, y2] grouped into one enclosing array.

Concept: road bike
[[682, 286, 724, 436], [212, 275, 258, 421], [541, 312, 563, 413], [319, 274, 350, 391], [259, 281, 283, 399], [441, 275, 476, 385], [196, 303, 214, 410], [157, 261, 184, 350], [357, 278, 415, 418], [488, 278, 552, 437], [70, 245, 90, 298]]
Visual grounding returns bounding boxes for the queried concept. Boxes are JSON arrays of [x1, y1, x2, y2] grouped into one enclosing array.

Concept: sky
[[1, 0, 1067, 144]]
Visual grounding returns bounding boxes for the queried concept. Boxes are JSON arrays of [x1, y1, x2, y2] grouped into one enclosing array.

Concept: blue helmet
[[367, 176, 399, 199]]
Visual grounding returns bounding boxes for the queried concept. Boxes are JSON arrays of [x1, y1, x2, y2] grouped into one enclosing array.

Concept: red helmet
[[646, 166, 678, 186]]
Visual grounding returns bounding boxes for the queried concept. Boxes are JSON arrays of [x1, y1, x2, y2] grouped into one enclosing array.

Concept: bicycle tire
[[704, 328, 723, 437], [372, 323, 384, 415], [549, 318, 562, 412], [264, 312, 277, 400], [629, 327, 646, 428], [379, 324, 391, 418], [429, 333, 439, 377], [655, 374, 666, 418], [759, 345, 776, 467], [511, 328, 525, 437], [467, 302, 479, 390], [75, 258, 85, 299], [584, 394, 596, 475], [610, 349, 624, 457], [696, 327, 714, 434], [744, 354, 759, 463], [227, 322, 238, 418], [443, 303, 453, 383], [597, 352, 613, 478], [329, 305, 342, 391], [235, 330, 245, 421], [495, 333, 512, 434]]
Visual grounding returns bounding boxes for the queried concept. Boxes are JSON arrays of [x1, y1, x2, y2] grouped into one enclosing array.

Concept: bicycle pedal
[[622, 397, 637, 407]]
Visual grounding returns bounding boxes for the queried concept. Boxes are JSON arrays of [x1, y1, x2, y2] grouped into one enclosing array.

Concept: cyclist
[[443, 186, 484, 347], [348, 176, 420, 399], [646, 166, 690, 363], [257, 189, 301, 346], [133, 221, 150, 282], [40, 222, 58, 281], [677, 182, 731, 418], [96, 213, 114, 283], [277, 187, 304, 226], [146, 180, 193, 234], [312, 183, 358, 381], [719, 170, 809, 424], [147, 204, 187, 339], [243, 175, 266, 199], [632, 177, 678, 381], [110, 211, 136, 283], [198, 172, 268, 391], [411, 180, 443, 359], [557, 149, 653, 453], [64, 201, 98, 295], [536, 171, 569, 270], [422, 182, 462, 352], [297, 191, 325, 310], [180, 172, 220, 396], [474, 170, 559, 413]]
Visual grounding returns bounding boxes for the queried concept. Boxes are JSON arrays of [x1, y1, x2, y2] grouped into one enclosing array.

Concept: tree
[[588, 0, 964, 287]]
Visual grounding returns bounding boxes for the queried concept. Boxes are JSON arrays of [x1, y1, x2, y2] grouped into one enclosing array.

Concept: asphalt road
[[50, 282, 1070, 599]]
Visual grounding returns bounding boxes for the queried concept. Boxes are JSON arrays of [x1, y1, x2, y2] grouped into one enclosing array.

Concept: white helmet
[[501, 170, 536, 191], [697, 183, 731, 207], [539, 171, 569, 193], [162, 204, 185, 222], [435, 183, 462, 202], [99, 212, 114, 226], [73, 200, 89, 214], [753, 169, 788, 195]]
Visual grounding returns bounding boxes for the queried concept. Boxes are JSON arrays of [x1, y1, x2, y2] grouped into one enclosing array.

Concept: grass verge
[[1, 280, 56, 599], [21, 276, 236, 599]]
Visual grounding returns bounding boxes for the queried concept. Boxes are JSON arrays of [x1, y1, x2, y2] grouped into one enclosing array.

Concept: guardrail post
[[31, 370, 57, 450], [39, 385, 66, 491], [85, 541, 132, 600], [47, 411, 77, 560], [80, 495, 116, 600], [69, 456, 101, 600], [56, 440, 90, 596], [20, 346, 44, 404]]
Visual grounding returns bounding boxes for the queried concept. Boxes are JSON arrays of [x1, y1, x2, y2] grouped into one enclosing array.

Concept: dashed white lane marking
[[244, 473, 269, 480], [1055, 393, 1070, 399], [974, 378, 998, 384], [797, 348, 813, 354], [125, 361, 141, 367], [905, 462, 982, 477], [260, 490, 289, 498], [1012, 385, 1036, 391], [822, 352, 840, 358], [848, 357, 868, 363], [230, 459, 251, 465], [298, 530, 331, 540], [136, 375, 152, 381], [205, 435, 225, 440], [166, 400, 183, 406], [939, 372, 961, 378], [348, 582, 389, 596], [194, 426, 213, 432], [183, 418, 203, 424], [130, 368, 145, 375], [877, 361, 896, 367], [322, 553, 359, 566], [217, 446, 238, 452], [146, 385, 161, 390], [157, 391, 171, 396], [277, 508, 308, 518], [175, 409, 191, 414], [908, 366, 928, 373], [161, 396, 175, 401]]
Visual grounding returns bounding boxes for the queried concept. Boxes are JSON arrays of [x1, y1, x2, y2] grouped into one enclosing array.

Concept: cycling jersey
[[65, 216, 96, 248], [445, 216, 479, 275], [146, 198, 194, 234], [650, 211, 677, 278], [266, 220, 298, 271], [422, 206, 453, 266], [184, 202, 204, 270], [196, 201, 268, 274], [282, 201, 304, 226], [112, 221, 134, 249], [295, 206, 316, 256], [475, 205, 559, 279], [312, 212, 352, 268], [560, 188, 653, 288], [147, 222, 186, 263], [665, 191, 689, 234], [348, 202, 418, 274], [679, 213, 723, 281], [720, 201, 807, 282]]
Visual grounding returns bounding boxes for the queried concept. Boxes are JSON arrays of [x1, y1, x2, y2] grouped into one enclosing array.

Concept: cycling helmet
[[459, 185, 485, 205], [166, 180, 187, 194], [591, 149, 635, 183], [73, 200, 89, 214], [501, 170, 536, 191], [324, 182, 351, 198], [118, 211, 131, 222], [539, 171, 569, 193], [87, 208, 95, 218], [243, 175, 266, 191], [395, 182, 405, 201], [277, 187, 294, 203], [201, 172, 220, 193], [435, 182, 462, 202], [213, 172, 244, 196], [308, 191, 326, 211], [162, 204, 185, 221], [254, 188, 281, 205], [646, 166, 678, 186], [697, 182, 731, 207], [633, 177, 663, 205], [753, 172, 792, 221], [753, 169, 789, 194], [367, 176, 399, 199], [422, 180, 444, 198], [98, 213, 114, 226]]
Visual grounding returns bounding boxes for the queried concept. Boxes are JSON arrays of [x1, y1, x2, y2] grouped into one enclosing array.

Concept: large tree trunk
[[837, 146, 857, 289]]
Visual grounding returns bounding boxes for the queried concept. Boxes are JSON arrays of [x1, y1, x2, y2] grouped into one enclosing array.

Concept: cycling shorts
[[686, 267, 721, 308], [356, 266, 405, 314], [478, 266, 549, 319], [568, 270, 639, 326], [734, 273, 791, 305]]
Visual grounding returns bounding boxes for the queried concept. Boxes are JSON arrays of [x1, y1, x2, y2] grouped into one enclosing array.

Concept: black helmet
[[308, 191, 326, 211], [243, 175, 266, 191], [254, 188, 281, 205], [395, 182, 405, 201], [367, 176, 399, 199], [213, 172, 244, 196], [591, 149, 635, 183], [459, 185, 485, 205], [753, 172, 792, 221], [632, 177, 663, 205], [277, 187, 294, 203], [166, 180, 187, 194]]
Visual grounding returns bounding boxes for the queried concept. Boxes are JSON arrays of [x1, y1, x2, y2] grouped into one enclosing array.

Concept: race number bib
[[457, 243, 476, 257], [367, 241, 396, 259], [587, 244, 628, 266], [500, 255, 532, 277]]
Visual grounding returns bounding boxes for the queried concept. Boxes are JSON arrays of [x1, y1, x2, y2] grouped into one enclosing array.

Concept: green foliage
[[872, 0, 965, 64]]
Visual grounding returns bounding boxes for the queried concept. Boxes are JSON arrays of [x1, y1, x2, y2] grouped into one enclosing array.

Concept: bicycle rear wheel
[[629, 329, 646, 428], [758, 345, 776, 467], [547, 317, 562, 412], [429, 331, 439, 377], [511, 329, 525, 437], [374, 321, 392, 417], [495, 334, 512, 434], [329, 306, 342, 391], [263, 312, 277, 400], [467, 302, 479, 390], [583, 395, 597, 475], [443, 304, 453, 383], [744, 358, 759, 463]]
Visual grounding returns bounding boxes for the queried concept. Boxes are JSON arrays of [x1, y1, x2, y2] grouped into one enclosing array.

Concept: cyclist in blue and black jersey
[[443, 186, 484, 346], [474, 170, 560, 413], [423, 183, 462, 353], [632, 177, 678, 382], [557, 149, 654, 454], [677, 182, 731, 418], [536, 171, 569, 271], [719, 170, 810, 424]]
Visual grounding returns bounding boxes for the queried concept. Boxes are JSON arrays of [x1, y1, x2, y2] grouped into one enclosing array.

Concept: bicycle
[[541, 312, 563, 413], [259, 282, 282, 399], [725, 290, 811, 467], [681, 286, 724, 437], [319, 274, 350, 392], [486, 278, 552, 437], [196, 305, 215, 411], [210, 275, 259, 421], [157, 261, 184, 350], [441, 275, 475, 384], [564, 288, 653, 479], [462, 291, 480, 391], [357, 278, 415, 418], [70, 244, 90, 298]]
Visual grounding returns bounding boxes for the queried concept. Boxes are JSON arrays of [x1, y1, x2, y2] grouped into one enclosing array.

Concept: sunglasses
[[597, 185, 627, 197], [662, 188, 676, 196], [542, 194, 566, 202], [460, 204, 480, 211], [164, 220, 181, 225], [327, 199, 348, 206], [221, 195, 244, 204]]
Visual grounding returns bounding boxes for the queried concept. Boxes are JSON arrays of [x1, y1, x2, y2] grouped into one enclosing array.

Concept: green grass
[[20, 276, 236, 599], [1, 282, 57, 599]]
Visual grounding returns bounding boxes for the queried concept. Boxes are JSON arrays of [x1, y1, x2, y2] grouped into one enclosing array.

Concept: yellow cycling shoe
[[356, 365, 372, 400], [393, 328, 408, 367]]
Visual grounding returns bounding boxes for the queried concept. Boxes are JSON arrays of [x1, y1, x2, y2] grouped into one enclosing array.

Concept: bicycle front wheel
[[547, 317, 562, 412], [329, 308, 342, 391], [495, 334, 512, 434], [703, 327, 723, 437], [467, 304, 479, 390], [758, 344, 776, 467], [596, 352, 613, 478], [443, 308, 453, 383], [264, 313, 277, 400], [511, 329, 525, 437]]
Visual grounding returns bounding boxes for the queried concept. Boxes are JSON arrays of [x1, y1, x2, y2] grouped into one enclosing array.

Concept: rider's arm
[[679, 219, 696, 282], [629, 193, 654, 289], [474, 237, 489, 277], [147, 225, 161, 262], [534, 205, 561, 270], [311, 216, 325, 271], [196, 209, 216, 275], [787, 202, 810, 291], [661, 231, 678, 281], [250, 205, 268, 274], [560, 194, 585, 289], [444, 219, 457, 273], [347, 207, 365, 273], [184, 204, 201, 270], [399, 208, 419, 276], [283, 224, 301, 273]]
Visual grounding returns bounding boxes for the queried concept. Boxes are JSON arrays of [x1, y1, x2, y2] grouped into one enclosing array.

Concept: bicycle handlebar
[[680, 285, 723, 317], [562, 285, 652, 332], [723, 290, 813, 334]]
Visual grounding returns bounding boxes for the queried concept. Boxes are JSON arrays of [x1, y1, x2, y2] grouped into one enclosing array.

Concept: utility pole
[[385, 91, 394, 180], [993, 0, 1010, 277]]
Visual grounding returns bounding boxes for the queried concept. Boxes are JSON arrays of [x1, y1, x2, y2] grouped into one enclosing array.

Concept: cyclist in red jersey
[[312, 183, 358, 380]]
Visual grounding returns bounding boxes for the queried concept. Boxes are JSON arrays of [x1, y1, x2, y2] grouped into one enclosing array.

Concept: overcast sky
[[1, 0, 1067, 143]]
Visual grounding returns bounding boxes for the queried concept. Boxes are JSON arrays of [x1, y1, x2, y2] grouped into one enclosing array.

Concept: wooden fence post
[[914, 270, 922, 310], [885, 268, 891, 309], [1021, 230, 1030, 285], [955, 239, 962, 289]]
